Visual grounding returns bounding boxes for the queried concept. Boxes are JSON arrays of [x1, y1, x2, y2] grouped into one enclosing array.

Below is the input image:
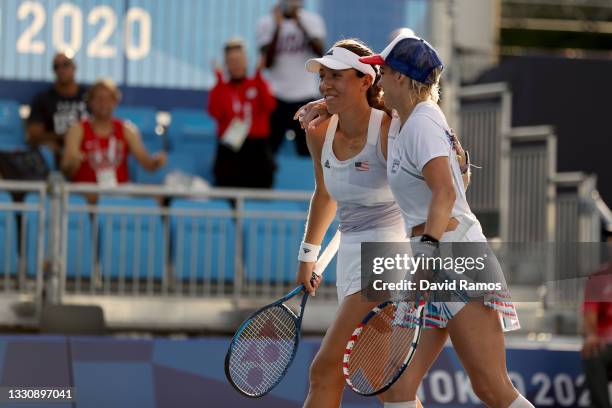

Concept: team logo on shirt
[[354, 161, 369, 171], [391, 159, 400, 174], [324, 159, 330, 168]]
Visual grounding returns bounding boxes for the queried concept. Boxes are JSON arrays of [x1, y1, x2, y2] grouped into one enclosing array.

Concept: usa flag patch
[[354, 161, 369, 171]]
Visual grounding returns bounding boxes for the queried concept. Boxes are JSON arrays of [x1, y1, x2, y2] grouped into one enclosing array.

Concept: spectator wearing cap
[[61, 79, 166, 203], [27, 51, 88, 167], [208, 38, 277, 188], [256, 0, 326, 156]]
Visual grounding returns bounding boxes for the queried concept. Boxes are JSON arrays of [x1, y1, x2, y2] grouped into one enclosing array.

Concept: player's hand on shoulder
[[294, 98, 330, 131]]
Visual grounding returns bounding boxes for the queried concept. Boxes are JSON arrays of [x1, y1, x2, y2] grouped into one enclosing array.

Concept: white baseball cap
[[306, 47, 377, 83]]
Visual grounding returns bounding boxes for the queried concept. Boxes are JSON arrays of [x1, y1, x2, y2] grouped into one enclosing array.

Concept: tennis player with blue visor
[[356, 33, 533, 408]]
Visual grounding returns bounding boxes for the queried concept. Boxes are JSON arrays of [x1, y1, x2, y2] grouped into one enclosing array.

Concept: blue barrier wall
[[0, 335, 599, 408]]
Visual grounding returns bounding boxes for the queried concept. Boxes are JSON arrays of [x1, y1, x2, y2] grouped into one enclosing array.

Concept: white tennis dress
[[321, 108, 405, 301]]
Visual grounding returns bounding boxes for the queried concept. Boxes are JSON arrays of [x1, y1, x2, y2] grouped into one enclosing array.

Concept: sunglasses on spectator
[[53, 61, 73, 70]]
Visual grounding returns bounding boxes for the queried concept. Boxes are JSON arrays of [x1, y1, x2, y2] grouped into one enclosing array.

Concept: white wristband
[[298, 241, 321, 262]]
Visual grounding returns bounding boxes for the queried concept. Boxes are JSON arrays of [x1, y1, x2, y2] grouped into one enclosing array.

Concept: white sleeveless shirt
[[321, 108, 403, 232]]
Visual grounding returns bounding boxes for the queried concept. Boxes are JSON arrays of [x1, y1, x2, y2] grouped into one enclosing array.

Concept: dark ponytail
[[365, 70, 387, 113]]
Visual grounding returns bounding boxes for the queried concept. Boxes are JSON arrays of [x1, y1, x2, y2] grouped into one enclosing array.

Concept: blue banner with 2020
[[0, 0, 430, 90]]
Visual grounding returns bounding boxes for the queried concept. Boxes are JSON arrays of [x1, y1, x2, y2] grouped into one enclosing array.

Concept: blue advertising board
[[0, 335, 606, 407]]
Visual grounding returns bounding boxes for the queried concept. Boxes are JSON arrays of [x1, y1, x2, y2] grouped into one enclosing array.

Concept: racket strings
[[347, 304, 419, 394], [228, 305, 298, 396]]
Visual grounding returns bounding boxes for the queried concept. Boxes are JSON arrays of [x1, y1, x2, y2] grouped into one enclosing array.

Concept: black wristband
[[420, 234, 439, 245]]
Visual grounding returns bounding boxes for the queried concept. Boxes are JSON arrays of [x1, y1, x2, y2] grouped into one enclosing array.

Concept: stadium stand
[[242, 200, 307, 284], [0, 191, 17, 275], [274, 156, 315, 191], [242, 199, 338, 285], [166, 108, 216, 151], [25, 193, 92, 279], [0, 99, 25, 150], [115, 106, 164, 152], [164, 108, 217, 183], [277, 135, 299, 157], [129, 150, 199, 185], [98, 196, 165, 281], [170, 198, 235, 283]]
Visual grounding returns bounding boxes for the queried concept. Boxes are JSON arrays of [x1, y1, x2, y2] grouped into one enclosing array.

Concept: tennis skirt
[[336, 224, 407, 302], [409, 214, 521, 332]]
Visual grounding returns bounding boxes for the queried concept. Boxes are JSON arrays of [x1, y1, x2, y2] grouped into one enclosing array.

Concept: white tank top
[[321, 108, 403, 232]]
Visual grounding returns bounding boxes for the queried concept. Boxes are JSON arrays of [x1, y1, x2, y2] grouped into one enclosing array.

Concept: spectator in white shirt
[[256, 0, 326, 156]]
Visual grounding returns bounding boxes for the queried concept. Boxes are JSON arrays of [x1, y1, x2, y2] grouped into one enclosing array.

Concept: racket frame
[[225, 230, 340, 398], [343, 301, 425, 396], [224, 284, 309, 398]]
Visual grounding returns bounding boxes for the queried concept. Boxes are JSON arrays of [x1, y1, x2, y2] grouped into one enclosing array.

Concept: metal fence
[[0, 178, 331, 332], [0, 180, 46, 328], [0, 179, 341, 331]]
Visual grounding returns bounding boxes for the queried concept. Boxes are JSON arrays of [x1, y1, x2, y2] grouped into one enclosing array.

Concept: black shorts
[[269, 98, 316, 156], [213, 138, 276, 189]]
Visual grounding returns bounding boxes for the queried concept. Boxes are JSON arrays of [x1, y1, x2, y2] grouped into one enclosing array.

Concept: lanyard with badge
[[88, 136, 123, 187], [221, 88, 252, 152]]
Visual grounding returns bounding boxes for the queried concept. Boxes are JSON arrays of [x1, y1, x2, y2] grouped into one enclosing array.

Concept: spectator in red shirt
[[61, 79, 167, 203], [582, 252, 612, 408], [208, 38, 277, 188]]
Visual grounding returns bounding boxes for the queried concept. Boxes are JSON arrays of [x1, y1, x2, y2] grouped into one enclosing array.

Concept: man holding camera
[[256, 0, 326, 156]]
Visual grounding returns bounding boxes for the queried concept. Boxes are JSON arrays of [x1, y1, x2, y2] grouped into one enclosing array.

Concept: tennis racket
[[343, 299, 426, 396], [225, 230, 341, 398]]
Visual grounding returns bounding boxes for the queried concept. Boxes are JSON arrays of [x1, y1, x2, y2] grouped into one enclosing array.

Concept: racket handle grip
[[313, 230, 340, 276]]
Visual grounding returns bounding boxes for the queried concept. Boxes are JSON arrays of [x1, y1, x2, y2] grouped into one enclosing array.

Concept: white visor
[[305, 47, 377, 83]]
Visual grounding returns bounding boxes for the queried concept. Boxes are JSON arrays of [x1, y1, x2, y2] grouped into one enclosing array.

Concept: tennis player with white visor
[[354, 32, 533, 408], [296, 38, 425, 407]]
